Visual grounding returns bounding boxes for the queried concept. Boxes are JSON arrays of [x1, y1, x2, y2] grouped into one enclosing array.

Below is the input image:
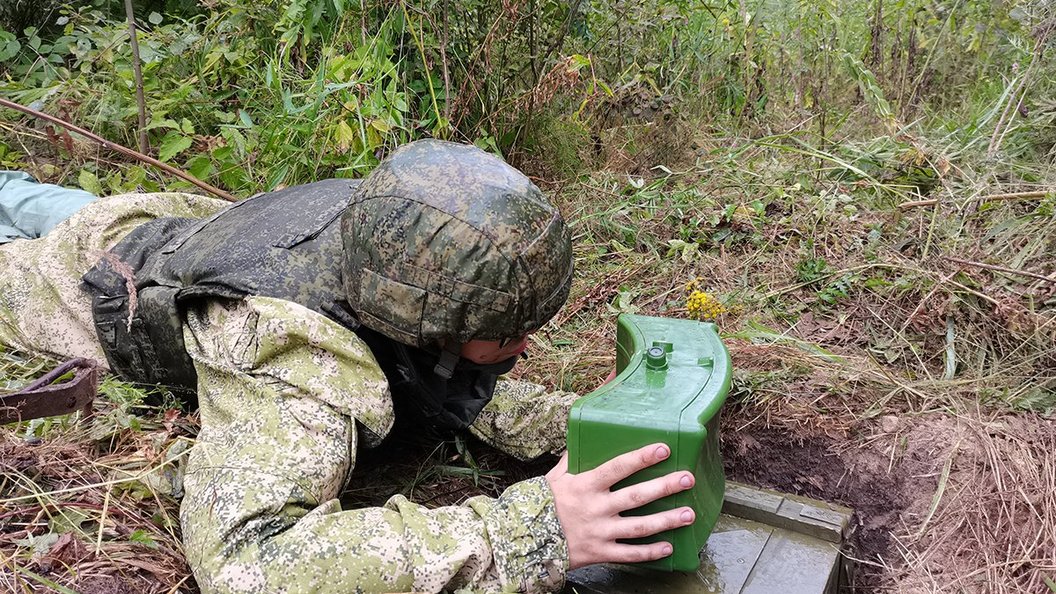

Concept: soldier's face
[[460, 334, 531, 364]]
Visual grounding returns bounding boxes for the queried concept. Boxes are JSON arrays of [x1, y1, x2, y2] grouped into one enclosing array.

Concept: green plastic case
[[566, 314, 732, 572]]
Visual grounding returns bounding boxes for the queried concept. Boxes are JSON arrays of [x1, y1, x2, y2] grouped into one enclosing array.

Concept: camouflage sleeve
[[179, 296, 569, 594], [469, 379, 580, 461]]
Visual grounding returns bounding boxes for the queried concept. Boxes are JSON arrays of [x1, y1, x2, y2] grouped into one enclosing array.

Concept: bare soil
[[721, 407, 1056, 593], [721, 417, 917, 591]]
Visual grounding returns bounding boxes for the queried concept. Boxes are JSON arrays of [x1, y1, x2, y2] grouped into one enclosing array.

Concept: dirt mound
[[722, 412, 1056, 593]]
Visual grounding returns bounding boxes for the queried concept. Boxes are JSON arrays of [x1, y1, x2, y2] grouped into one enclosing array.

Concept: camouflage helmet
[[341, 140, 574, 354]]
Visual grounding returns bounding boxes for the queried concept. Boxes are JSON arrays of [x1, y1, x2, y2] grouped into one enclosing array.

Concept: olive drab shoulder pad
[[341, 140, 573, 348]]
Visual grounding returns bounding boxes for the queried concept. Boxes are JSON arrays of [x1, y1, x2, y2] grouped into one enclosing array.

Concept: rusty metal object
[[0, 358, 98, 424]]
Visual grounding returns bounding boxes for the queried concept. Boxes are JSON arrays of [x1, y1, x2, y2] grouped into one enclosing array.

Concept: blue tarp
[[0, 171, 97, 243]]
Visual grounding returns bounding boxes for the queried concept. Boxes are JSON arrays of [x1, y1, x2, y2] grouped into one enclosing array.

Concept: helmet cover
[[342, 140, 574, 348]]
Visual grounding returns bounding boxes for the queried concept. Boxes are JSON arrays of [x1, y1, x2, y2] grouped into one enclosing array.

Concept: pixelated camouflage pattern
[[0, 193, 226, 365], [82, 179, 359, 393], [0, 190, 578, 593], [181, 296, 569, 593], [343, 140, 574, 347], [471, 379, 579, 461]]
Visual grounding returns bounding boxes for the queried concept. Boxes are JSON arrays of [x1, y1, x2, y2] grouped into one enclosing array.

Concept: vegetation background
[[1, 0, 1054, 592]]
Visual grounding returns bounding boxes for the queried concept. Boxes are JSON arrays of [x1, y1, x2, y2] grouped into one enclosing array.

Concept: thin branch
[[897, 189, 1052, 209], [0, 98, 237, 202], [976, 190, 1053, 201], [440, 2, 451, 127], [988, 33, 1049, 158], [943, 256, 1056, 285], [124, 0, 149, 154]]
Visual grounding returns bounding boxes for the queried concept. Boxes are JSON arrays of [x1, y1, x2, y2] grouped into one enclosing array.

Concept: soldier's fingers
[[609, 507, 694, 540], [598, 542, 675, 564], [607, 471, 694, 514], [589, 443, 669, 489]]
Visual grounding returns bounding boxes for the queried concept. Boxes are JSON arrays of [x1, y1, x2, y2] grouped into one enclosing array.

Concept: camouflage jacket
[[0, 193, 577, 593]]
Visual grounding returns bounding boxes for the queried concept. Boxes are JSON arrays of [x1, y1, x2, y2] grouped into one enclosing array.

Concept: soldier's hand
[[544, 443, 695, 569]]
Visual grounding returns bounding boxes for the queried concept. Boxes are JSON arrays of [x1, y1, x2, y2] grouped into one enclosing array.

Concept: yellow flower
[[685, 289, 726, 321]]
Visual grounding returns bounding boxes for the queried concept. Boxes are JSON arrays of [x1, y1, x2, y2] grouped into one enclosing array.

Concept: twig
[[977, 190, 1053, 201], [944, 256, 1056, 285], [439, 3, 451, 127], [1030, 270, 1056, 298], [401, 2, 443, 136], [898, 189, 1051, 209], [945, 277, 1001, 306], [95, 484, 112, 554], [0, 97, 237, 202], [897, 198, 939, 209], [123, 0, 149, 154]]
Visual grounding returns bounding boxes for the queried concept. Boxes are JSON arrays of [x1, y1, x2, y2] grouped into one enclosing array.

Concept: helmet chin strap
[[433, 340, 462, 379]]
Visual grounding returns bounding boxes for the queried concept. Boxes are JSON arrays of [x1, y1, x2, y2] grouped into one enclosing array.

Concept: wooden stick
[[975, 190, 1051, 202], [0, 97, 237, 202], [943, 256, 1056, 285], [898, 190, 1051, 210], [897, 198, 939, 209], [123, 0, 149, 154]]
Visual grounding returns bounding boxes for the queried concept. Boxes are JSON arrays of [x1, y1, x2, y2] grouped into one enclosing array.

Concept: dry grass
[[0, 410, 195, 593], [1, 352, 198, 592], [888, 414, 1056, 593], [516, 128, 1056, 590]]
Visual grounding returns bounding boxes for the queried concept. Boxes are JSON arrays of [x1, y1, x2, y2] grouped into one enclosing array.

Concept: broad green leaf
[[211, 146, 234, 161], [266, 164, 290, 191], [370, 118, 391, 133], [334, 119, 356, 151], [145, 118, 179, 131], [78, 169, 103, 195], [218, 164, 249, 191], [148, 12, 163, 25], [48, 507, 92, 535], [569, 54, 591, 70], [186, 155, 214, 180], [13, 532, 60, 555], [129, 529, 159, 548], [158, 132, 193, 162], [0, 30, 20, 62]]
